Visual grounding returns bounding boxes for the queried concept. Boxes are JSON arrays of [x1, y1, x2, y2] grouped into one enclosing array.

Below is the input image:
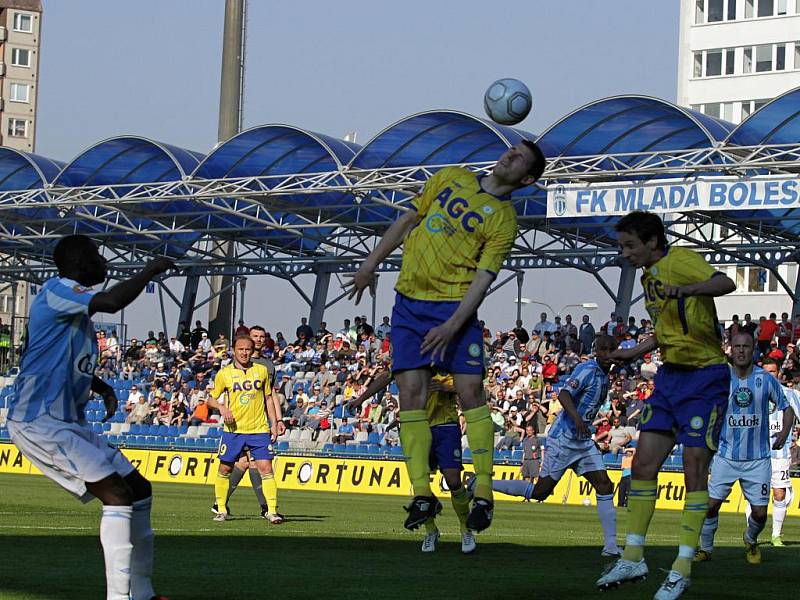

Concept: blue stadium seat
[[178, 425, 188, 435], [357, 444, 370, 454], [129, 424, 142, 435], [389, 446, 404, 457], [147, 425, 160, 436], [209, 427, 222, 437], [333, 444, 346, 453], [167, 426, 179, 437], [367, 432, 380, 445], [388, 382, 399, 395], [155, 436, 168, 447], [183, 438, 196, 448], [275, 441, 289, 452], [156, 425, 169, 436], [322, 443, 334, 453], [511, 450, 523, 461], [344, 445, 359, 454], [332, 405, 346, 418], [367, 444, 381, 454], [92, 422, 103, 434]]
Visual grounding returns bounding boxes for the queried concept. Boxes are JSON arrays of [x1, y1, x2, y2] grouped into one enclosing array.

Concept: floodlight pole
[[614, 260, 636, 322], [209, 0, 246, 339]]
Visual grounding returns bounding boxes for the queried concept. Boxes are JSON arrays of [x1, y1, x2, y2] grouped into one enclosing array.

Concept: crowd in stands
[[2, 309, 800, 467]]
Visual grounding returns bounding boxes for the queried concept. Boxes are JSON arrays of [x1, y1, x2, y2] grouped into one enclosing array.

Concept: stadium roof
[[0, 90, 798, 283]]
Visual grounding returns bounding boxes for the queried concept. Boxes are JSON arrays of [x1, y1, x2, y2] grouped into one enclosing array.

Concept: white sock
[[131, 497, 155, 600], [772, 498, 788, 539], [101, 505, 133, 600], [699, 516, 718, 552], [745, 502, 752, 524], [596, 493, 617, 549], [745, 514, 765, 544]]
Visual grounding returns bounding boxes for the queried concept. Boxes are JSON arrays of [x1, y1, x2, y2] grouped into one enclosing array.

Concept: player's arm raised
[[88, 257, 175, 316], [346, 209, 418, 304]]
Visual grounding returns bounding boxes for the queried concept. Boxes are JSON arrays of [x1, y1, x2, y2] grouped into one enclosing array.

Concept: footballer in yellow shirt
[[347, 141, 546, 534], [596, 211, 736, 595], [207, 335, 283, 523]]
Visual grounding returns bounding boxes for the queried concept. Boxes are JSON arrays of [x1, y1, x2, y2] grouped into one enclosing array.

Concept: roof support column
[[792, 265, 800, 321], [516, 271, 524, 323], [9, 281, 18, 368], [614, 260, 636, 322], [309, 267, 332, 332], [178, 272, 200, 335]]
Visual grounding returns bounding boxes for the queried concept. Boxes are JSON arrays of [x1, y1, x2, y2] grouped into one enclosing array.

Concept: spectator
[[190, 320, 208, 349], [639, 353, 657, 380], [287, 399, 307, 429], [316, 321, 331, 342], [197, 332, 212, 354], [740, 313, 757, 337], [578, 315, 595, 354], [562, 314, 578, 349], [126, 396, 152, 425], [618, 448, 635, 507], [125, 384, 144, 413], [375, 316, 391, 341], [777, 312, 792, 350], [213, 333, 230, 355], [541, 354, 558, 383], [607, 416, 632, 455], [512, 319, 530, 344], [495, 418, 522, 451], [234, 320, 250, 337], [178, 321, 192, 349], [756, 313, 778, 356], [602, 313, 616, 337], [189, 397, 209, 426], [168, 336, 185, 355], [334, 417, 355, 444], [533, 312, 555, 334], [296, 317, 314, 342]]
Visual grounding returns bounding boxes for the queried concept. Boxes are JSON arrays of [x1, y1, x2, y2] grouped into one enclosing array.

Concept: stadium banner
[[1, 443, 798, 514], [546, 175, 800, 218]]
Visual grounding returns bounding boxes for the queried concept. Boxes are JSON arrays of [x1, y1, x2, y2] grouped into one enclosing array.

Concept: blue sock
[[492, 479, 534, 499]]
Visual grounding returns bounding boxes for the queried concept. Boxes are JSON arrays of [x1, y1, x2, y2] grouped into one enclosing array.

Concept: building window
[[795, 42, 800, 68], [725, 48, 736, 73], [11, 47, 31, 67], [728, 0, 738, 19], [745, 0, 754, 17], [708, 0, 725, 20], [9, 83, 29, 103], [694, 51, 703, 77], [7, 118, 27, 138], [696, 0, 706, 23], [704, 102, 722, 118], [758, 0, 774, 15], [12, 13, 32, 33], [776, 43, 786, 69], [756, 44, 772, 71], [706, 49, 723, 75], [777, 0, 788, 14], [722, 102, 734, 121], [753, 98, 770, 111]]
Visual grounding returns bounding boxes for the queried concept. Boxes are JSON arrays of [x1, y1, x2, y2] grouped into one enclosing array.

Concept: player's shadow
[[1, 535, 796, 600]]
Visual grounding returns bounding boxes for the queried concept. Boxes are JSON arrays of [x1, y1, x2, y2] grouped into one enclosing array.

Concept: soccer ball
[[582, 497, 592, 507], [483, 78, 532, 126]]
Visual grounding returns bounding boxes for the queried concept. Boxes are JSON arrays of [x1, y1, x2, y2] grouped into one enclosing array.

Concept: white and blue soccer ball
[[483, 78, 533, 126]]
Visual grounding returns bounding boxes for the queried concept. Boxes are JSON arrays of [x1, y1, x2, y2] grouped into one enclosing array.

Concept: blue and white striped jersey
[[719, 366, 788, 461], [8, 278, 98, 423], [770, 385, 800, 460], [548, 360, 609, 441]]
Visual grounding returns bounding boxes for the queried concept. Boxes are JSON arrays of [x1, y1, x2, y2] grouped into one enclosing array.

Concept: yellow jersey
[[426, 373, 460, 427], [641, 246, 726, 368], [395, 167, 518, 301], [210, 363, 272, 434]]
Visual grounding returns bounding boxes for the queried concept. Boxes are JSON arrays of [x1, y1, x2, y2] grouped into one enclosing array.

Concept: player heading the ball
[[347, 141, 546, 533]]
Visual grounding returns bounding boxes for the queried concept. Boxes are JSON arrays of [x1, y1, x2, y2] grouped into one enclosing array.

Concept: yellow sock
[[423, 517, 438, 534], [451, 485, 470, 532], [214, 471, 231, 513], [672, 490, 709, 577], [622, 479, 657, 562], [399, 410, 433, 497], [261, 473, 278, 514], [464, 405, 494, 501]]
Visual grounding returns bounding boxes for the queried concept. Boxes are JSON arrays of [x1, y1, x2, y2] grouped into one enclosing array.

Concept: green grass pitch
[[0, 473, 798, 599]]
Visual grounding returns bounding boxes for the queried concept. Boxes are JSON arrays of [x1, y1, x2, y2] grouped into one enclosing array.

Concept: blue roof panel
[[726, 86, 800, 146]]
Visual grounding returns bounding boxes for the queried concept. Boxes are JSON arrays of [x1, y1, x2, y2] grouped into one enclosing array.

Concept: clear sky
[[35, 0, 679, 338]]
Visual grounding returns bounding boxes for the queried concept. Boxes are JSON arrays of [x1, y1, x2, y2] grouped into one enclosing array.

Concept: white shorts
[[539, 435, 605, 481], [771, 457, 793, 489], [8, 414, 135, 503], [709, 455, 770, 506]]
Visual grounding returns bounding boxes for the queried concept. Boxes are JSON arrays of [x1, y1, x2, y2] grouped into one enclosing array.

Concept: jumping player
[[352, 369, 476, 554], [7, 234, 172, 600], [487, 335, 622, 557], [695, 337, 793, 563], [207, 335, 283, 524], [347, 141, 546, 532], [212, 325, 285, 518], [597, 211, 736, 599]]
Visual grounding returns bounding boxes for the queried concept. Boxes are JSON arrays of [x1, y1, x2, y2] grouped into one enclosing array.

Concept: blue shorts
[[391, 293, 483, 374], [640, 363, 730, 449], [218, 432, 274, 463], [429, 423, 463, 472]]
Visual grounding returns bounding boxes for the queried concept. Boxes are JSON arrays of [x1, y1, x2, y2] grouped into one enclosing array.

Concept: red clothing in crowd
[[758, 318, 778, 342]]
